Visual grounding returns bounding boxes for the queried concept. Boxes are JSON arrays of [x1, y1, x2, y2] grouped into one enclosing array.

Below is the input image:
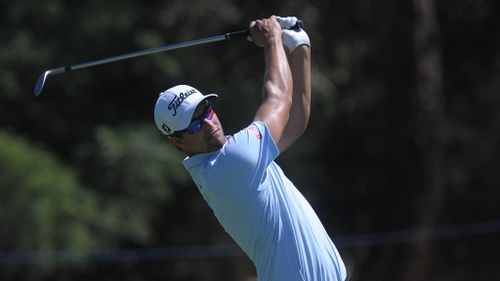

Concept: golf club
[[34, 20, 303, 96]]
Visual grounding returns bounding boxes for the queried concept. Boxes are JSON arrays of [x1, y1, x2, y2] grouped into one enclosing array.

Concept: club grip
[[226, 19, 304, 40], [293, 19, 304, 29]]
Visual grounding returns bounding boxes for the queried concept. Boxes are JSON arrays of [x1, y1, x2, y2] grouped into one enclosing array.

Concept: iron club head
[[34, 70, 50, 96], [34, 67, 66, 96]]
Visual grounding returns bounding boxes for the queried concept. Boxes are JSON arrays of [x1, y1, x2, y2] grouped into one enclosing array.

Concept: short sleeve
[[218, 121, 279, 188]]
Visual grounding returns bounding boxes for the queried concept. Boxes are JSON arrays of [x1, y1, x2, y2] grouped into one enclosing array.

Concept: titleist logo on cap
[[168, 88, 197, 116]]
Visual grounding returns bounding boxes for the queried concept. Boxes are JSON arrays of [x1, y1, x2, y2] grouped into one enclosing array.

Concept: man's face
[[169, 101, 226, 155]]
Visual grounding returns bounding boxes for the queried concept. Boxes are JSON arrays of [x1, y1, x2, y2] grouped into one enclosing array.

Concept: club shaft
[[68, 32, 245, 72]]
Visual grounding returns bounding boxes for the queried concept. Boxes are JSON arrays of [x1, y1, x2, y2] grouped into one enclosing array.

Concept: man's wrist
[[264, 35, 283, 49]]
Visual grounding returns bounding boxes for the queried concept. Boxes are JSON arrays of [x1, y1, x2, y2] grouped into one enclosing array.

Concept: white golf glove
[[276, 16, 310, 53]]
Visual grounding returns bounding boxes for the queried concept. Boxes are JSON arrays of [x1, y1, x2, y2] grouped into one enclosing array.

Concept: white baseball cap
[[154, 85, 218, 135]]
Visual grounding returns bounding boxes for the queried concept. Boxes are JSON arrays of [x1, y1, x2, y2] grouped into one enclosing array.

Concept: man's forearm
[[278, 45, 311, 151], [262, 39, 293, 105]]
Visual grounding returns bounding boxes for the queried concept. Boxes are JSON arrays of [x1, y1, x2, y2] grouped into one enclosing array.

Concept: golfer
[[154, 16, 348, 281]]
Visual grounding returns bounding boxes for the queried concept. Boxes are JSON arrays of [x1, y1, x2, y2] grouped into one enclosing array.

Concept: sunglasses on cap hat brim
[[171, 102, 215, 136]]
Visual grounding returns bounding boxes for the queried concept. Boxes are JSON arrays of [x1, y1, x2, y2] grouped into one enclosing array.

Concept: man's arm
[[250, 16, 293, 153], [277, 45, 311, 152]]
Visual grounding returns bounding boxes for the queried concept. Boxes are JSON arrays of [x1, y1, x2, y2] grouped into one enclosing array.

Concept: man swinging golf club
[[154, 16, 348, 281]]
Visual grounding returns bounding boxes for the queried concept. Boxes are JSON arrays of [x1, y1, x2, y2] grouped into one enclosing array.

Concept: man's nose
[[202, 117, 214, 130]]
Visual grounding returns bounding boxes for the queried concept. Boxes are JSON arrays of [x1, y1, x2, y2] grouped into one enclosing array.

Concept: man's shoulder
[[232, 121, 267, 139]]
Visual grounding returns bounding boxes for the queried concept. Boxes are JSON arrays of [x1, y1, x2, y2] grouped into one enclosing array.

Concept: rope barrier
[[1, 219, 499, 264]]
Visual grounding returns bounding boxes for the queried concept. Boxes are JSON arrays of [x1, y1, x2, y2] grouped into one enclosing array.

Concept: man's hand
[[276, 16, 311, 53], [249, 16, 283, 48]]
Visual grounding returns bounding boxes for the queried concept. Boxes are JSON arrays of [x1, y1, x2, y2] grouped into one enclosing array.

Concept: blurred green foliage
[[0, 131, 99, 252], [0, 124, 188, 249]]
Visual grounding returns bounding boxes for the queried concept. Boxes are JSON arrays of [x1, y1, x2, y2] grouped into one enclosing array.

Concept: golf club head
[[34, 67, 66, 96], [34, 71, 50, 96]]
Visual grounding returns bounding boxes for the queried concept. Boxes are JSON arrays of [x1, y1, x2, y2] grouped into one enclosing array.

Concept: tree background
[[1, 0, 499, 280]]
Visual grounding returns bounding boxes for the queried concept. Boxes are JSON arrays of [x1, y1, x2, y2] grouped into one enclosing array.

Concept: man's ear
[[168, 135, 185, 151]]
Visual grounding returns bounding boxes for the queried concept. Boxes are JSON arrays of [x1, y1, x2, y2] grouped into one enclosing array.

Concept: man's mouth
[[207, 128, 219, 140]]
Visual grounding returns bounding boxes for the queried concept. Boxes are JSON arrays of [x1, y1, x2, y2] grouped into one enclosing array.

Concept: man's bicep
[[254, 100, 289, 153]]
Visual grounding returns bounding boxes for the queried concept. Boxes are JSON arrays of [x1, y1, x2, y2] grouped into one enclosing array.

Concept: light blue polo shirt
[[182, 121, 347, 281]]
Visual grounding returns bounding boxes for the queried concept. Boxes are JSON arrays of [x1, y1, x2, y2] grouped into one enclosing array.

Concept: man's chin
[[207, 136, 226, 151]]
